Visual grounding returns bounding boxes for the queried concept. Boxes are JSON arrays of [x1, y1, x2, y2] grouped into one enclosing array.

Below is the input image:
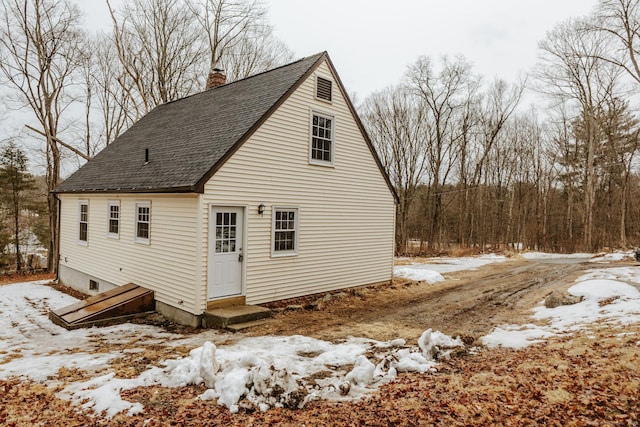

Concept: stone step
[[225, 318, 270, 332], [202, 305, 272, 328]]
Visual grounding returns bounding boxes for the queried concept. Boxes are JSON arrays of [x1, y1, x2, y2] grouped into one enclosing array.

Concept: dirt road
[[249, 256, 617, 343]]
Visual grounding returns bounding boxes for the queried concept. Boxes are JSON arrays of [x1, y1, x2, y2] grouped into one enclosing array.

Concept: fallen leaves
[[1, 322, 638, 426]]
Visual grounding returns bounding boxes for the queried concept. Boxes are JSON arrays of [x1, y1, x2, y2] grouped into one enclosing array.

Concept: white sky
[[81, 0, 600, 99]]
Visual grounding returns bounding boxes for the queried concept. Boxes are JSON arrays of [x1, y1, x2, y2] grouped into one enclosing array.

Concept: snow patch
[[482, 273, 640, 349], [394, 254, 506, 281], [393, 267, 444, 283]]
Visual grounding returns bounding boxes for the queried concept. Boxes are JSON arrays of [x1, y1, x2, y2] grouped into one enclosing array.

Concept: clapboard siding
[[58, 193, 200, 313], [201, 59, 395, 307]]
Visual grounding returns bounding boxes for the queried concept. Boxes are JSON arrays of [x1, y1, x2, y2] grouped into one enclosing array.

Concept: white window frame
[[309, 110, 335, 167], [78, 200, 89, 245], [107, 200, 120, 239], [271, 207, 299, 257], [315, 75, 333, 103], [135, 201, 151, 244]]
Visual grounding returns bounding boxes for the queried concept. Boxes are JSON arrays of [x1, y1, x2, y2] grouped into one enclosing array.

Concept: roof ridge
[[162, 51, 326, 107]]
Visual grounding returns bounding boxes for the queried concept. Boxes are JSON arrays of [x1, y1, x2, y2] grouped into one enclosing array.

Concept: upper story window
[[316, 76, 332, 102], [135, 201, 150, 244], [107, 201, 120, 238], [272, 208, 298, 256], [78, 200, 88, 244], [310, 112, 334, 166]]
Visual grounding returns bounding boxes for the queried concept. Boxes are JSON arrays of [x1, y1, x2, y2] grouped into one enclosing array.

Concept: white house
[[54, 52, 397, 327]]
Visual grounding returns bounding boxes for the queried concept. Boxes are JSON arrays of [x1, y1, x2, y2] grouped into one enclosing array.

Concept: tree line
[[363, 0, 640, 254], [2, 0, 640, 271]]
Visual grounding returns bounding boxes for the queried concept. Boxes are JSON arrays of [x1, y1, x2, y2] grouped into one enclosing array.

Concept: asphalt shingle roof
[[54, 52, 325, 193]]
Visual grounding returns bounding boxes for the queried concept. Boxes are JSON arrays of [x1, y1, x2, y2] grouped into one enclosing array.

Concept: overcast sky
[[82, 0, 600, 100]]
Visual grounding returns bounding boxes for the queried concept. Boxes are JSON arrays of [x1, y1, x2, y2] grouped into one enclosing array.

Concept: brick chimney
[[206, 67, 226, 89]]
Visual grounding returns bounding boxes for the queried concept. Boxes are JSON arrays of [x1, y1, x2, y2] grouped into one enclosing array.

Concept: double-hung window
[[107, 201, 120, 238], [135, 201, 150, 244], [310, 112, 334, 165], [272, 208, 298, 256], [78, 200, 88, 244]]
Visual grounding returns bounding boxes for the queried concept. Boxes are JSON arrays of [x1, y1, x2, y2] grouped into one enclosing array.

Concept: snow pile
[[61, 331, 464, 416], [394, 254, 506, 282], [393, 266, 444, 283], [482, 270, 640, 349]]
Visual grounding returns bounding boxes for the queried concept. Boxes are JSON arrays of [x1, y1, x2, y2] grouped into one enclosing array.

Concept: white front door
[[208, 206, 244, 299]]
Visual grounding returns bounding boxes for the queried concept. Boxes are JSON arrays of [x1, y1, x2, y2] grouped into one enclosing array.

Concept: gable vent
[[316, 77, 332, 101]]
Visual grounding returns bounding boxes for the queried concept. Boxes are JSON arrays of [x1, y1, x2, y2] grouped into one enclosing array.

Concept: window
[[135, 202, 150, 243], [107, 201, 120, 238], [316, 76, 332, 102], [310, 113, 334, 165], [215, 212, 237, 253], [78, 201, 88, 244], [89, 280, 99, 291], [272, 208, 298, 256]]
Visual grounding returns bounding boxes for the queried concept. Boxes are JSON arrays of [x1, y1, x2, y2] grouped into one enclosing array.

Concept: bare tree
[[107, 0, 205, 118], [90, 35, 134, 148], [547, 105, 581, 250], [188, 0, 291, 82], [218, 22, 293, 82], [407, 55, 479, 249], [536, 18, 621, 250], [0, 0, 84, 272], [362, 86, 428, 253], [594, 96, 640, 246], [592, 0, 640, 84]]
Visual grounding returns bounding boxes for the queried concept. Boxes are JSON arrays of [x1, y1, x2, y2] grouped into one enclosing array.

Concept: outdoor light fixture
[[258, 203, 265, 215]]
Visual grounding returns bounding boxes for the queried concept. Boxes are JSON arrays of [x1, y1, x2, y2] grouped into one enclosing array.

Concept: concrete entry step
[[202, 305, 272, 330], [225, 318, 270, 332], [49, 283, 155, 330]]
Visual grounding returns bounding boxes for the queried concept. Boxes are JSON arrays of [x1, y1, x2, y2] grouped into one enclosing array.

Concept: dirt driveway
[[249, 256, 619, 343]]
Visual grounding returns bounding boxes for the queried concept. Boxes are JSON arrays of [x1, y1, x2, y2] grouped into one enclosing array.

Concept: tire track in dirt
[[249, 258, 603, 343]]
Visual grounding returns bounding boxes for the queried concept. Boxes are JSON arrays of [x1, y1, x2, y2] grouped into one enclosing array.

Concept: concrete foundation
[[58, 264, 203, 328], [58, 264, 118, 295], [155, 300, 202, 328]]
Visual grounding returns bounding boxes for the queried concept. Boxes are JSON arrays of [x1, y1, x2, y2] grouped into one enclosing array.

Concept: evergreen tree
[[0, 142, 35, 271]]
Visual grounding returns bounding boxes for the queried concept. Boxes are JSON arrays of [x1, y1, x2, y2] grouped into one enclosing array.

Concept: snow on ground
[[521, 250, 634, 263], [394, 254, 506, 282], [482, 267, 640, 349], [4, 253, 637, 418], [0, 281, 463, 418], [590, 251, 633, 263], [520, 252, 594, 260]]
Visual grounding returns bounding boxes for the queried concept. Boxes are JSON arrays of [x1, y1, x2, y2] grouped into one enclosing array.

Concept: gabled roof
[[54, 52, 398, 201]]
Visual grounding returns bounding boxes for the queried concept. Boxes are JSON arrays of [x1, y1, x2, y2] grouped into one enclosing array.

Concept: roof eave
[[52, 185, 197, 195]]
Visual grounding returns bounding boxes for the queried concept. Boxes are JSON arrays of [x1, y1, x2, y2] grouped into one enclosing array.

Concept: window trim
[[135, 201, 151, 245], [309, 110, 335, 167], [107, 200, 120, 239], [315, 75, 333, 103], [271, 207, 299, 257], [78, 200, 89, 245]]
